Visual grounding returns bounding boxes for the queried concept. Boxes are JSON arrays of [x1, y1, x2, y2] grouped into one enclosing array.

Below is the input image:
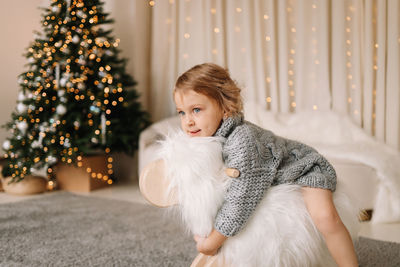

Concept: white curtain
[[147, 0, 399, 150]]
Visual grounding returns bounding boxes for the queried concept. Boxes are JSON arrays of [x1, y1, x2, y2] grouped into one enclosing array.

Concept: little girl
[[173, 63, 358, 266]]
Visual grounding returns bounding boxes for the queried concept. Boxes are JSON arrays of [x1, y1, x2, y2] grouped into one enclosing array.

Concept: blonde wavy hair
[[174, 63, 243, 117]]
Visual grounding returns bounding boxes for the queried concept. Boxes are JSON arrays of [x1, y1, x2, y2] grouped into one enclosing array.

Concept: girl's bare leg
[[302, 187, 358, 267]]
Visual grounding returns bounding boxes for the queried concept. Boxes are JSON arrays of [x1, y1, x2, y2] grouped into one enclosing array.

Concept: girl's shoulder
[[224, 120, 277, 150], [229, 120, 276, 140]]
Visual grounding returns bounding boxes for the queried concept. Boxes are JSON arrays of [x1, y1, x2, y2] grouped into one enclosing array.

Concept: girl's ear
[[223, 110, 229, 120]]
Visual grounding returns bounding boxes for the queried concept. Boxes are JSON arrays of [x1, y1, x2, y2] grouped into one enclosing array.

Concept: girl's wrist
[[206, 229, 228, 251], [209, 229, 228, 244]]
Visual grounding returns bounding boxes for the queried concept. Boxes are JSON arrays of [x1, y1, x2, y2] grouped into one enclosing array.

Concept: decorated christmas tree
[[2, 0, 150, 184]]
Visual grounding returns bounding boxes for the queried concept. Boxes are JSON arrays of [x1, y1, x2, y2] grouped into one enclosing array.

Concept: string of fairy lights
[[182, 0, 191, 62], [264, 7, 272, 109], [371, 2, 378, 135], [287, 0, 296, 112], [148, 0, 392, 134], [345, 1, 377, 132], [210, 5, 219, 57], [4, 0, 122, 186], [149, 0, 303, 112], [346, 3, 356, 119], [236, 5, 247, 76], [311, 1, 319, 111]]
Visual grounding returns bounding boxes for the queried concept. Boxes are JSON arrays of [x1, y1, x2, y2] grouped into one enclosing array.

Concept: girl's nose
[[186, 116, 194, 126]]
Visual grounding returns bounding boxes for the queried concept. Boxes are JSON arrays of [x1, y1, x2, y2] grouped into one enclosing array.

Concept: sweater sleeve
[[214, 125, 277, 237]]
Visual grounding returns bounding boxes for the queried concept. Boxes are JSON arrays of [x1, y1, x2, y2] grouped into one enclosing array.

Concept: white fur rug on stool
[[158, 131, 360, 267]]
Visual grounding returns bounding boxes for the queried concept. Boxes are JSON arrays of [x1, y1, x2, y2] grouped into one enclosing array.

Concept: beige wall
[[0, 0, 45, 152], [0, 0, 151, 152]]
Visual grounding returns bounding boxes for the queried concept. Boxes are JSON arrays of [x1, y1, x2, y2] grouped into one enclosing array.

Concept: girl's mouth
[[189, 129, 201, 135]]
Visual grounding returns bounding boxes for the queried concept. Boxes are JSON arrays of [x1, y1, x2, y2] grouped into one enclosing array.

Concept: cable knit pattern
[[213, 115, 337, 237]]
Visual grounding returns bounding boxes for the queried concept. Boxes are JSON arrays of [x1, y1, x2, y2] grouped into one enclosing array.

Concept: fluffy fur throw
[[158, 131, 360, 267]]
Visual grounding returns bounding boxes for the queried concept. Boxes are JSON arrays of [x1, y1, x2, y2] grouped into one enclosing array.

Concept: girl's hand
[[194, 235, 219, 256], [193, 230, 228, 256]]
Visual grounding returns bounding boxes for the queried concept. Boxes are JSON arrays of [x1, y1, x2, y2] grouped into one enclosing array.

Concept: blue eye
[[178, 111, 185, 116], [193, 108, 200, 113]]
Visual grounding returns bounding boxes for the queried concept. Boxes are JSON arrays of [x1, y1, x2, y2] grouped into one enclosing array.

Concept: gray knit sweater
[[213, 115, 337, 237]]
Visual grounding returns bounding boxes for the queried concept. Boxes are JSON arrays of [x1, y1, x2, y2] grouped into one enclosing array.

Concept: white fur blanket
[[159, 131, 360, 267]]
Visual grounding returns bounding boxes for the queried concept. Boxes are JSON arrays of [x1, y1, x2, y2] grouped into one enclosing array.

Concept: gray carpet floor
[[0, 192, 399, 267]]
